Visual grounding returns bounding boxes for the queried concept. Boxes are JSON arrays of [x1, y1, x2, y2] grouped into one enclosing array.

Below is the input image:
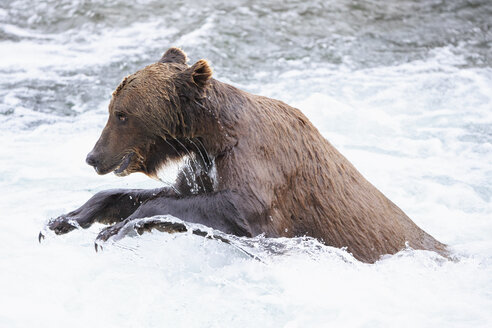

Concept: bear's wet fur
[[46, 47, 447, 263]]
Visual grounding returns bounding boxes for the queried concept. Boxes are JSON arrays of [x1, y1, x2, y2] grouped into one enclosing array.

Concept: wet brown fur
[[86, 48, 447, 263]]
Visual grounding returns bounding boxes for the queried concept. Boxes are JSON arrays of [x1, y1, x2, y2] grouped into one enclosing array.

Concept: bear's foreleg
[[94, 190, 255, 246], [40, 188, 175, 239]]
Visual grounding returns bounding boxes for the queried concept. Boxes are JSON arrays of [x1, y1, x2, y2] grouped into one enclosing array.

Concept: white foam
[[1, 6, 491, 327], [0, 21, 177, 72]]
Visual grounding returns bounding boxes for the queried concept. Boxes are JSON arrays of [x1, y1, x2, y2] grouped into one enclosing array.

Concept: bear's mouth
[[113, 152, 134, 177]]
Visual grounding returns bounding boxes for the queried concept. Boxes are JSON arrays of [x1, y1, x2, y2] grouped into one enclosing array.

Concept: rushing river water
[[1, 0, 491, 327]]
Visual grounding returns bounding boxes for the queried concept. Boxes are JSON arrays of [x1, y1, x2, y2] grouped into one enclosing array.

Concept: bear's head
[[85, 47, 214, 178]]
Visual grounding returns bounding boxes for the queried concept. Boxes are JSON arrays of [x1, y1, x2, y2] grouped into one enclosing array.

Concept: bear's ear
[[186, 59, 213, 88], [159, 47, 188, 65]]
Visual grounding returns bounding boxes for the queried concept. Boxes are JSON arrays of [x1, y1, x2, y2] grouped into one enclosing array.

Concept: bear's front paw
[[48, 216, 79, 234], [94, 219, 133, 251], [39, 216, 80, 243]]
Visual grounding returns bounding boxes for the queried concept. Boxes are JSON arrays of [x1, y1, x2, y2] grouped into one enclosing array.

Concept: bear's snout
[[85, 152, 99, 168]]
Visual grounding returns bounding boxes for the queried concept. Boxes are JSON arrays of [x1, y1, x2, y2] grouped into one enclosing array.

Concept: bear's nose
[[85, 152, 99, 167]]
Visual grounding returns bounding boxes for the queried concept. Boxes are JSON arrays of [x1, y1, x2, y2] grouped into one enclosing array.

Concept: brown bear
[[42, 47, 448, 263]]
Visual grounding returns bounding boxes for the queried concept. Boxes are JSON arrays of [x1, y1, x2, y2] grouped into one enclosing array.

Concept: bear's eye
[[115, 112, 127, 123]]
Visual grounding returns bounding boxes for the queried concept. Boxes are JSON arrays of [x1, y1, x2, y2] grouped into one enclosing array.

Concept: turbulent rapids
[[1, 0, 491, 327]]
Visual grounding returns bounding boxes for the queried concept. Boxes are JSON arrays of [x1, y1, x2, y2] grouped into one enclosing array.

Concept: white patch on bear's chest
[[152, 154, 218, 194], [153, 155, 189, 187]]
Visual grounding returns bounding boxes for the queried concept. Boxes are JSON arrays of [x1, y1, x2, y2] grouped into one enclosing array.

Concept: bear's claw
[[94, 241, 102, 252], [38, 231, 45, 243]]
